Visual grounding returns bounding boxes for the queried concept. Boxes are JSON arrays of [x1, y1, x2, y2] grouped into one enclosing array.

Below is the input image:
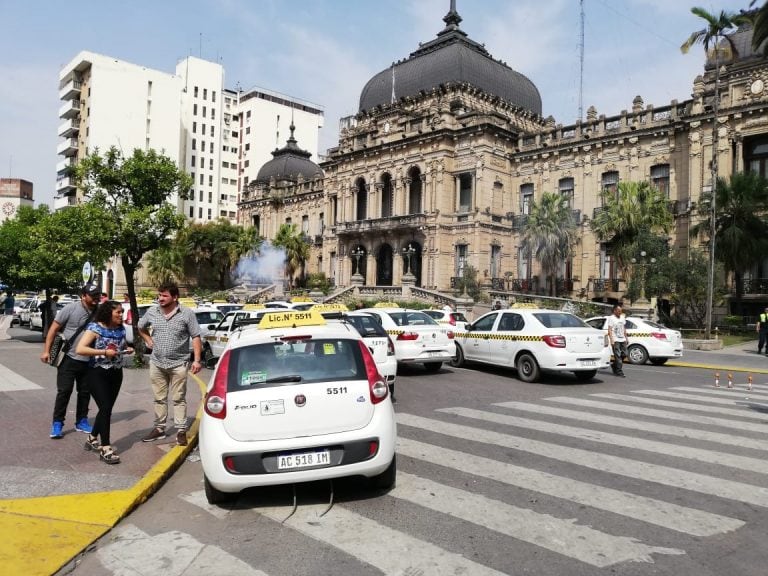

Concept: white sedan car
[[585, 316, 684, 365], [422, 309, 469, 332], [452, 308, 611, 382], [200, 309, 397, 505], [358, 307, 456, 373]]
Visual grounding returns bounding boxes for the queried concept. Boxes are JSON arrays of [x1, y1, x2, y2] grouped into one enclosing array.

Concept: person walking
[[75, 300, 134, 464], [606, 304, 628, 378], [41, 283, 101, 438], [757, 306, 768, 356], [137, 282, 203, 446]]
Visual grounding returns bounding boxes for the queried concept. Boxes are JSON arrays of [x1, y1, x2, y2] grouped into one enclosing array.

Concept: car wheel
[[204, 475, 235, 505], [516, 353, 540, 383], [627, 344, 649, 365], [450, 344, 465, 368], [650, 357, 668, 366], [369, 455, 396, 491], [574, 370, 597, 381], [423, 362, 442, 373]]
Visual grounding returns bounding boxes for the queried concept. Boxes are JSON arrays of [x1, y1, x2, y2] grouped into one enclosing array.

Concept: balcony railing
[[742, 278, 768, 294], [57, 119, 79, 138], [556, 278, 574, 295], [512, 214, 529, 230], [58, 99, 81, 119], [335, 213, 426, 235], [57, 138, 78, 156], [59, 79, 82, 100], [592, 278, 621, 292]]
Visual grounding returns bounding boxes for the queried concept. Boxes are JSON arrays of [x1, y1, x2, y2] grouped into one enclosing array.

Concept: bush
[[723, 315, 743, 328]]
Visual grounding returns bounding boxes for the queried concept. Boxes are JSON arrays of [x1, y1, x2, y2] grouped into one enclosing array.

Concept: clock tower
[[0, 179, 34, 223]]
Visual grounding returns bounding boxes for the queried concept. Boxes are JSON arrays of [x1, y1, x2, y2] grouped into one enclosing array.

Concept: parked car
[[203, 305, 270, 360], [452, 308, 611, 382], [585, 315, 683, 365], [190, 306, 225, 360], [122, 303, 154, 345], [199, 308, 396, 504], [30, 302, 64, 331], [422, 308, 469, 331], [18, 298, 37, 326], [357, 307, 455, 373], [10, 298, 31, 326]]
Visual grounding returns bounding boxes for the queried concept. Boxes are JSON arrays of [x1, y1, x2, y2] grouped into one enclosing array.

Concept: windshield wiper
[[265, 375, 302, 383]]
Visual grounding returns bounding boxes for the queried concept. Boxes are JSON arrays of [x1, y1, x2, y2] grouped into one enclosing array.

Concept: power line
[[591, 0, 679, 48]]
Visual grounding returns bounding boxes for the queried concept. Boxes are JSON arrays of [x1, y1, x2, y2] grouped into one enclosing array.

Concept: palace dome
[[255, 124, 323, 184], [358, 5, 542, 116]]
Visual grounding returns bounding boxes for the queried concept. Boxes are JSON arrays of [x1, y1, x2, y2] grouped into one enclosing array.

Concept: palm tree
[[519, 192, 577, 297], [692, 171, 768, 315], [272, 223, 310, 290], [590, 180, 673, 279], [681, 6, 746, 338], [146, 244, 186, 285], [747, 1, 768, 53]]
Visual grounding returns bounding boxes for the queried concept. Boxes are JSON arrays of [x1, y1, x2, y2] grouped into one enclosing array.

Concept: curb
[[666, 360, 768, 375], [0, 373, 207, 576]]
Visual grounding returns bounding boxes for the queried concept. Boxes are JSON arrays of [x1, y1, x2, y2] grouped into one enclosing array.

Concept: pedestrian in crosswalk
[[605, 303, 627, 377], [757, 306, 768, 355]]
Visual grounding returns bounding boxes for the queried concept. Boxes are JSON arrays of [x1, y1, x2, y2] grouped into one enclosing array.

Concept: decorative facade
[[238, 6, 768, 312]]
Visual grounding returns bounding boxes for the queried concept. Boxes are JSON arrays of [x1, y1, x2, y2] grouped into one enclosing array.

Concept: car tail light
[[542, 335, 567, 348], [205, 350, 230, 419], [397, 331, 419, 341], [280, 335, 311, 342], [449, 315, 456, 326], [651, 332, 667, 340], [447, 330, 455, 339], [358, 340, 388, 404], [386, 336, 395, 356]]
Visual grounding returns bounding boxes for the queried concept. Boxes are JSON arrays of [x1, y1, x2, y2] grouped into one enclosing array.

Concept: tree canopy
[[272, 223, 309, 289]]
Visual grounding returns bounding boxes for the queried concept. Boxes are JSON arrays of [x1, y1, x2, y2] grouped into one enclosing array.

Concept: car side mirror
[[205, 357, 218, 369], [207, 323, 216, 330], [466, 324, 473, 332]]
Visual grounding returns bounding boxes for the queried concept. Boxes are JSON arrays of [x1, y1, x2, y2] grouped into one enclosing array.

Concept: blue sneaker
[[50, 421, 64, 439], [75, 418, 92, 434]]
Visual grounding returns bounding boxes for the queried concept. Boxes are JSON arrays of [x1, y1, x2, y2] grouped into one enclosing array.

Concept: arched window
[[408, 166, 422, 214], [380, 173, 393, 218], [355, 178, 367, 221]]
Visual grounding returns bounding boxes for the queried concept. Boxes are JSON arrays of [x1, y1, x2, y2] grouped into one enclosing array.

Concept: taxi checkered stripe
[[455, 333, 544, 341], [629, 332, 652, 337], [386, 329, 404, 336]]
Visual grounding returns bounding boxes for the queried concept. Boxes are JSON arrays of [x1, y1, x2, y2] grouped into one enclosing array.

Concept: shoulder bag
[[48, 308, 97, 368]]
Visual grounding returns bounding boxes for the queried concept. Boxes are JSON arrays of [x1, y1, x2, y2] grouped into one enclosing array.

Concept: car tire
[[202, 343, 214, 364], [204, 475, 235, 505], [516, 353, 541, 383], [574, 370, 597, 381], [627, 344, 649, 365], [423, 362, 442, 373], [369, 455, 397, 491], [450, 344, 465, 368], [650, 357, 668, 366]]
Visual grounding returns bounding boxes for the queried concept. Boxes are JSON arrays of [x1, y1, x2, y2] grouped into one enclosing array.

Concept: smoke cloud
[[234, 243, 286, 286]]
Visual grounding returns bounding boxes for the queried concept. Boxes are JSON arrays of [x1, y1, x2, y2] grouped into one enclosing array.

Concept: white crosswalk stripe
[[630, 388, 768, 408], [495, 400, 768, 452], [672, 386, 768, 400], [591, 391, 768, 420]]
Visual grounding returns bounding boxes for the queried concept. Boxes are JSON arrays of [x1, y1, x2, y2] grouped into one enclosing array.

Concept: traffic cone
[[748, 375, 753, 391], [714, 372, 720, 388], [727, 373, 733, 389]]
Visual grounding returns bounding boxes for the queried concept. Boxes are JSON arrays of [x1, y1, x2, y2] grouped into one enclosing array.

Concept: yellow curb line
[[0, 372, 208, 576], [667, 360, 768, 375]]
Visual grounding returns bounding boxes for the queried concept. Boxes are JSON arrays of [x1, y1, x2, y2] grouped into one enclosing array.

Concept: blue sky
[[0, 0, 751, 207]]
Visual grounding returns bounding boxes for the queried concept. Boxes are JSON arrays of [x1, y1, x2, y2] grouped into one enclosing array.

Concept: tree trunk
[[122, 256, 145, 366], [734, 271, 744, 317]]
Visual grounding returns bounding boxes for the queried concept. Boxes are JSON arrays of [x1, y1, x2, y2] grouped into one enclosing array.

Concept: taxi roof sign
[[311, 303, 349, 313], [374, 301, 400, 308], [243, 303, 266, 310], [259, 309, 326, 329], [291, 296, 314, 303], [510, 302, 539, 308]]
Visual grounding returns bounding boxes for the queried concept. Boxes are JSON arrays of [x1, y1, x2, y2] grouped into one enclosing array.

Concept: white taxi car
[[358, 307, 456, 373], [585, 315, 683, 365], [203, 304, 269, 360], [422, 309, 469, 332], [452, 308, 611, 382], [200, 309, 397, 504]]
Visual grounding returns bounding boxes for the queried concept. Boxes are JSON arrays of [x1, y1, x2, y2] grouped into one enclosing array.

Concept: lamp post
[[401, 244, 417, 285], [351, 247, 365, 285], [630, 251, 656, 317]]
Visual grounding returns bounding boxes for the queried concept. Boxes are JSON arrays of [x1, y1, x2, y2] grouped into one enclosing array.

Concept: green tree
[[590, 180, 673, 278], [146, 243, 186, 286], [692, 171, 768, 315], [519, 191, 577, 297], [272, 223, 309, 289], [75, 146, 192, 351], [748, 1, 768, 53], [681, 7, 745, 59]]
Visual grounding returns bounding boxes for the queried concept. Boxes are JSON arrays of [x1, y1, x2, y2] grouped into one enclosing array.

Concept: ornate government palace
[[238, 4, 768, 308]]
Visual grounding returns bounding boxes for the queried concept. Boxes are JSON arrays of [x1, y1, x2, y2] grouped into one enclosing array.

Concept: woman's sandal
[[99, 447, 121, 465], [84, 435, 100, 452]]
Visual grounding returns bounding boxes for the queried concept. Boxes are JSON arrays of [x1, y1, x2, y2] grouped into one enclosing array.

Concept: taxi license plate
[[427, 351, 444, 357], [580, 360, 597, 367], [277, 450, 331, 470]]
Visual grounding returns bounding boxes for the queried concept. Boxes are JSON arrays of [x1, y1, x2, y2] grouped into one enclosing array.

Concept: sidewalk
[[669, 338, 768, 374], [0, 328, 205, 576]]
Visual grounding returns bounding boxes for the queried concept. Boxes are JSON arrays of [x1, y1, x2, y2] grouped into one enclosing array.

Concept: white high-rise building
[[55, 52, 324, 226]]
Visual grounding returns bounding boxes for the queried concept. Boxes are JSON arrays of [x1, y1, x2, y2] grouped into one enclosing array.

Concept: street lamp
[[630, 250, 656, 303], [401, 244, 416, 275], [351, 246, 365, 277]]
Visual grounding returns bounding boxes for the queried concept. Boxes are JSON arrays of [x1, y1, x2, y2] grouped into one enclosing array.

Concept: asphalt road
[[60, 359, 768, 576]]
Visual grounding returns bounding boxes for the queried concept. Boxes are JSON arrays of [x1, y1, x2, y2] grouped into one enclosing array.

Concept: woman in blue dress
[[76, 300, 134, 464]]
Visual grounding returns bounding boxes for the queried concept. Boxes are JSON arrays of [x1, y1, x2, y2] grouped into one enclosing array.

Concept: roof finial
[[443, 0, 462, 29]]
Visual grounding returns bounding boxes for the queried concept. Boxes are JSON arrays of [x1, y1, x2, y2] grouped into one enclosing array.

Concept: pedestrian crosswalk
[[165, 383, 768, 574]]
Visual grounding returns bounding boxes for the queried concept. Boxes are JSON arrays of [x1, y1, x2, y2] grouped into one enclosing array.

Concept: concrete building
[[238, 5, 768, 318], [0, 179, 34, 224]]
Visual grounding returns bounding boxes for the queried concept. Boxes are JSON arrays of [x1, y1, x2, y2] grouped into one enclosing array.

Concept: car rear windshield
[[227, 338, 365, 391], [388, 311, 439, 326], [533, 312, 589, 329], [345, 314, 388, 337], [452, 312, 468, 323]]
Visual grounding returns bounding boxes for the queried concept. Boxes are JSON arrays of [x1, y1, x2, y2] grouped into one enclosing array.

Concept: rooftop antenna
[[578, 0, 585, 121]]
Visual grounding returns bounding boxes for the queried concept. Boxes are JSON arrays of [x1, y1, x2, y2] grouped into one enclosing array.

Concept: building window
[[208, 192, 213, 203], [319, 212, 324, 234], [189, 206, 193, 218], [194, 86, 199, 97], [210, 126, 215, 137], [244, 160, 249, 168], [518, 246, 531, 279], [245, 143, 250, 151], [222, 161, 229, 168], [246, 110, 251, 118], [356, 179, 367, 221], [331, 196, 338, 225], [285, 217, 292, 224], [209, 158, 213, 170], [490, 245, 501, 278], [601, 171, 619, 202], [202, 106, 207, 118], [302, 215, 309, 235], [212, 91, 216, 102], [458, 173, 472, 213], [651, 164, 670, 197], [246, 126, 251, 135], [192, 122, 197, 134], [520, 183, 534, 215], [192, 138, 196, 150], [191, 156, 196, 167], [209, 175, 213, 186], [207, 208, 212, 219], [193, 104, 197, 115], [380, 173, 393, 218], [455, 244, 468, 277], [408, 166, 422, 214], [198, 207, 203, 219], [211, 108, 215, 120], [558, 177, 574, 208], [199, 190, 203, 202], [199, 174, 204, 185], [203, 88, 207, 100], [252, 214, 260, 233]]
